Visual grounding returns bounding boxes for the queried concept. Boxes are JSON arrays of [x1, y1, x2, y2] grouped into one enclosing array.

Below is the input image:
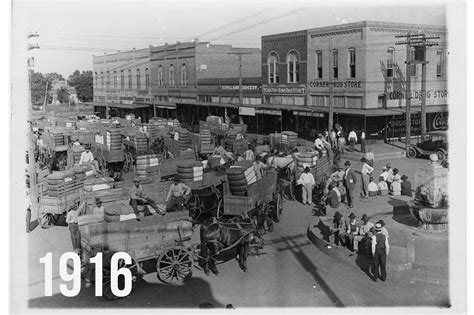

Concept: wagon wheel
[[122, 152, 131, 173], [214, 199, 224, 219], [156, 247, 193, 285], [407, 147, 417, 158], [38, 213, 55, 229], [101, 252, 138, 300], [276, 192, 283, 220]]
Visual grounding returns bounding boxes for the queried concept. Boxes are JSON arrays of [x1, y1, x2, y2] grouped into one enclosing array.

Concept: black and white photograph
[[9, 0, 468, 312]]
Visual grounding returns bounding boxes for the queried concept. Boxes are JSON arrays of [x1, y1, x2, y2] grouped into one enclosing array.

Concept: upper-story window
[[100, 72, 104, 88], [348, 48, 356, 78], [267, 53, 279, 84], [158, 65, 164, 87], [287, 51, 299, 83], [181, 64, 188, 86], [106, 71, 110, 89], [436, 49, 443, 77], [316, 51, 323, 79], [136, 69, 141, 90], [94, 72, 97, 88], [410, 47, 416, 76], [387, 47, 394, 78], [169, 64, 175, 86], [145, 68, 150, 89], [128, 69, 132, 89], [113, 71, 117, 88], [120, 70, 124, 89], [332, 50, 338, 79]]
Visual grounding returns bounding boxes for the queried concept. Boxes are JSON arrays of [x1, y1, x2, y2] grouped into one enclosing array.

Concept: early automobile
[[407, 131, 448, 161]]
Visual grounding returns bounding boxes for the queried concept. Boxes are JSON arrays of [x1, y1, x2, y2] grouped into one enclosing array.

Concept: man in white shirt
[[379, 167, 389, 181], [377, 176, 389, 196], [368, 177, 378, 197], [314, 133, 325, 157], [390, 174, 402, 196], [360, 157, 374, 198], [348, 130, 357, 152], [244, 147, 254, 161], [365, 148, 375, 167], [330, 130, 337, 149], [72, 138, 81, 148], [66, 200, 87, 254], [299, 167, 315, 205], [79, 145, 100, 175], [360, 130, 366, 153]]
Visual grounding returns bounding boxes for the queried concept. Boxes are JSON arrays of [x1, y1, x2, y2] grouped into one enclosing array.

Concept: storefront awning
[[86, 102, 151, 109], [154, 101, 177, 110], [193, 101, 238, 109]]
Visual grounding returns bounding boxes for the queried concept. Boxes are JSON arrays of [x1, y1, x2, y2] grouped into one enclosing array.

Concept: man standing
[[244, 145, 255, 161], [354, 214, 374, 253], [360, 130, 366, 153], [365, 148, 375, 167], [66, 200, 87, 254], [79, 145, 100, 176], [345, 213, 359, 251], [343, 161, 357, 208], [360, 157, 374, 199], [329, 129, 337, 149], [348, 130, 357, 152], [92, 198, 105, 215], [330, 212, 348, 246], [165, 176, 192, 212], [314, 133, 325, 158], [299, 166, 315, 206], [130, 177, 164, 220], [371, 223, 390, 282], [253, 156, 266, 180]]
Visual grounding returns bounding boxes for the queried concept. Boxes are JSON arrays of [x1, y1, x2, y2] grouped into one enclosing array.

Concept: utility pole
[[396, 33, 439, 150], [228, 51, 253, 124], [328, 36, 334, 133]]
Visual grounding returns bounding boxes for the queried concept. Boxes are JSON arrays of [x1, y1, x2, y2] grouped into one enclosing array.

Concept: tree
[[56, 86, 69, 104], [68, 70, 93, 102], [29, 71, 52, 105]]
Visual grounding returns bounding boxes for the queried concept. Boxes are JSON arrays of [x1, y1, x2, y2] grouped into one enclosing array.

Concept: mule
[[200, 221, 264, 275], [188, 185, 222, 224]]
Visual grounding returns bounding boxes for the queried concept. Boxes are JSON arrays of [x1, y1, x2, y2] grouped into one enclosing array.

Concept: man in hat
[[385, 164, 394, 188], [325, 183, 340, 209], [66, 200, 87, 254], [377, 176, 389, 196], [348, 129, 357, 152], [329, 211, 347, 246], [72, 138, 81, 148], [371, 222, 390, 281], [314, 133, 326, 158], [299, 166, 315, 206], [345, 212, 359, 251], [92, 198, 105, 215], [130, 177, 164, 221], [379, 166, 389, 182], [376, 219, 390, 240], [360, 157, 374, 199], [353, 214, 374, 253], [390, 174, 402, 196], [79, 145, 100, 175], [343, 160, 357, 208], [368, 177, 378, 197], [400, 175, 413, 197], [364, 148, 375, 167], [166, 176, 192, 212]]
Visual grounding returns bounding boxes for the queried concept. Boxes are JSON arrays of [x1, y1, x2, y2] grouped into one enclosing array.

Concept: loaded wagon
[[90, 125, 125, 176], [79, 211, 194, 299], [38, 129, 71, 171]]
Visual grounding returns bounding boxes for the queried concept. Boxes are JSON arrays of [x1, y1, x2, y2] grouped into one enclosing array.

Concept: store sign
[[239, 107, 256, 116], [221, 85, 261, 91], [386, 112, 448, 137], [262, 86, 306, 95], [309, 80, 363, 89], [388, 89, 448, 100], [255, 109, 282, 116], [293, 111, 325, 118]]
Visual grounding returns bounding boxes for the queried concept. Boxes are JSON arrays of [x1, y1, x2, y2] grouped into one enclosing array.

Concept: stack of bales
[[295, 151, 319, 169], [200, 129, 213, 153], [136, 154, 160, 181], [175, 128, 191, 151], [281, 131, 298, 147], [106, 126, 122, 151], [51, 131, 65, 146], [72, 145, 85, 166], [226, 160, 257, 196], [45, 170, 81, 203], [177, 160, 204, 186]]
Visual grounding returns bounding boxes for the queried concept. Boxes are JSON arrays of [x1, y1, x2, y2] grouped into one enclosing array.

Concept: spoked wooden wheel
[[215, 199, 224, 219], [102, 252, 138, 300], [276, 192, 283, 219], [122, 152, 130, 173], [38, 213, 56, 229], [156, 247, 193, 285]]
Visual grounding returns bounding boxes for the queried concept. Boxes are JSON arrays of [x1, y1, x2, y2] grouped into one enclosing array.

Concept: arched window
[[100, 72, 104, 88], [181, 64, 188, 86], [113, 71, 117, 88], [136, 68, 141, 90], [106, 71, 110, 89], [128, 69, 132, 89], [332, 49, 338, 79], [387, 47, 395, 78], [145, 68, 149, 89], [158, 65, 163, 87], [436, 49, 443, 77], [267, 53, 279, 84], [348, 48, 356, 78], [169, 64, 175, 86], [287, 51, 299, 83], [120, 70, 124, 89], [316, 50, 323, 79], [409, 47, 416, 76]]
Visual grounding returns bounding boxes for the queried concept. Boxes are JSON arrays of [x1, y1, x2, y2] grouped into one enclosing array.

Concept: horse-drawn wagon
[[90, 126, 126, 176], [79, 211, 194, 299]]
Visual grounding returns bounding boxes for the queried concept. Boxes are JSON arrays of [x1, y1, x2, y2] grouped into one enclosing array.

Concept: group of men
[[329, 212, 390, 282]]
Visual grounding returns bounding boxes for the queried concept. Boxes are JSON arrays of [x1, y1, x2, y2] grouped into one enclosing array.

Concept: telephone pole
[[396, 32, 439, 150], [228, 51, 253, 124], [328, 36, 334, 133]]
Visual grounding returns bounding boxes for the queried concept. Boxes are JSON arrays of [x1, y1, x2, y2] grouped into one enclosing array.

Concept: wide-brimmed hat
[[369, 176, 374, 181], [173, 175, 180, 182], [376, 219, 386, 226], [85, 144, 91, 149], [360, 157, 367, 162], [401, 175, 408, 180], [344, 161, 351, 166], [361, 214, 369, 222], [304, 166, 311, 172], [385, 163, 391, 168], [382, 166, 387, 171], [334, 211, 342, 219], [375, 223, 383, 230], [349, 212, 356, 219], [95, 198, 102, 204]]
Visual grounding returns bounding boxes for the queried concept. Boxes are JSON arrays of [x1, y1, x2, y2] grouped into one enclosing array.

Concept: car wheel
[[407, 148, 417, 158], [436, 150, 446, 161]]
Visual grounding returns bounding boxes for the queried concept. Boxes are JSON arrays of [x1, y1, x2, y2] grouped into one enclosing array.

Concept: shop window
[[158, 65, 163, 87], [128, 69, 132, 89], [181, 64, 188, 86], [316, 51, 323, 79], [267, 53, 279, 84], [333, 96, 345, 108], [136, 69, 141, 90], [310, 95, 325, 107], [436, 49, 443, 77], [410, 47, 416, 76], [120, 70, 124, 89], [287, 51, 299, 83], [346, 96, 362, 109], [145, 68, 149, 89], [294, 97, 305, 106], [211, 96, 219, 103], [169, 64, 175, 86], [348, 48, 356, 78], [282, 97, 292, 105], [332, 50, 338, 79], [387, 47, 394, 78]]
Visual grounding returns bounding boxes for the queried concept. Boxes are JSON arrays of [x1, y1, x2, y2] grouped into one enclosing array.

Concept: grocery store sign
[[221, 85, 261, 91], [293, 111, 325, 118], [239, 107, 256, 116], [262, 86, 306, 95], [255, 109, 282, 116]]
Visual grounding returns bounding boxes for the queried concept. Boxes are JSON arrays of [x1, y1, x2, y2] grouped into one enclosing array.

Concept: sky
[[13, 0, 448, 78]]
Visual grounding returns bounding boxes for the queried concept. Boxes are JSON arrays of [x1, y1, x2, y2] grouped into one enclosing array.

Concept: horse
[[266, 154, 295, 169], [200, 220, 264, 275], [188, 185, 223, 224]]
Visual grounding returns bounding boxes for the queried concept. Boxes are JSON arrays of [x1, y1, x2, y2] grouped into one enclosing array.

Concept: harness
[[201, 221, 255, 258]]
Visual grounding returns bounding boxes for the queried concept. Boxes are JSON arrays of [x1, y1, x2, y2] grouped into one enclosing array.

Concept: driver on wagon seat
[[166, 176, 191, 212]]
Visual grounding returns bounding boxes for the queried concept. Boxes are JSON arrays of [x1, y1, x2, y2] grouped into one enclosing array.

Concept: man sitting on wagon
[[165, 176, 192, 212], [79, 145, 100, 176], [130, 177, 165, 221]]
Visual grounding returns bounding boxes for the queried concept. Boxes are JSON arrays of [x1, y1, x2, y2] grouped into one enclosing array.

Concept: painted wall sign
[[262, 86, 306, 95], [239, 107, 256, 116], [255, 109, 282, 116], [221, 85, 261, 91], [309, 80, 363, 89], [387, 112, 448, 137], [293, 111, 325, 118], [388, 89, 448, 100]]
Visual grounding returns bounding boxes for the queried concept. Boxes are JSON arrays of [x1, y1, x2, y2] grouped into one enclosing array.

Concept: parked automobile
[[407, 131, 448, 161]]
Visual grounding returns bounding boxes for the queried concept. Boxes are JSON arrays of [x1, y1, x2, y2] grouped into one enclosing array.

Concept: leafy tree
[[56, 86, 70, 104], [68, 70, 93, 102], [29, 71, 52, 105]]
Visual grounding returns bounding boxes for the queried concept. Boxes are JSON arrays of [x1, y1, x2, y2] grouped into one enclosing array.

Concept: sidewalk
[[341, 140, 410, 162]]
